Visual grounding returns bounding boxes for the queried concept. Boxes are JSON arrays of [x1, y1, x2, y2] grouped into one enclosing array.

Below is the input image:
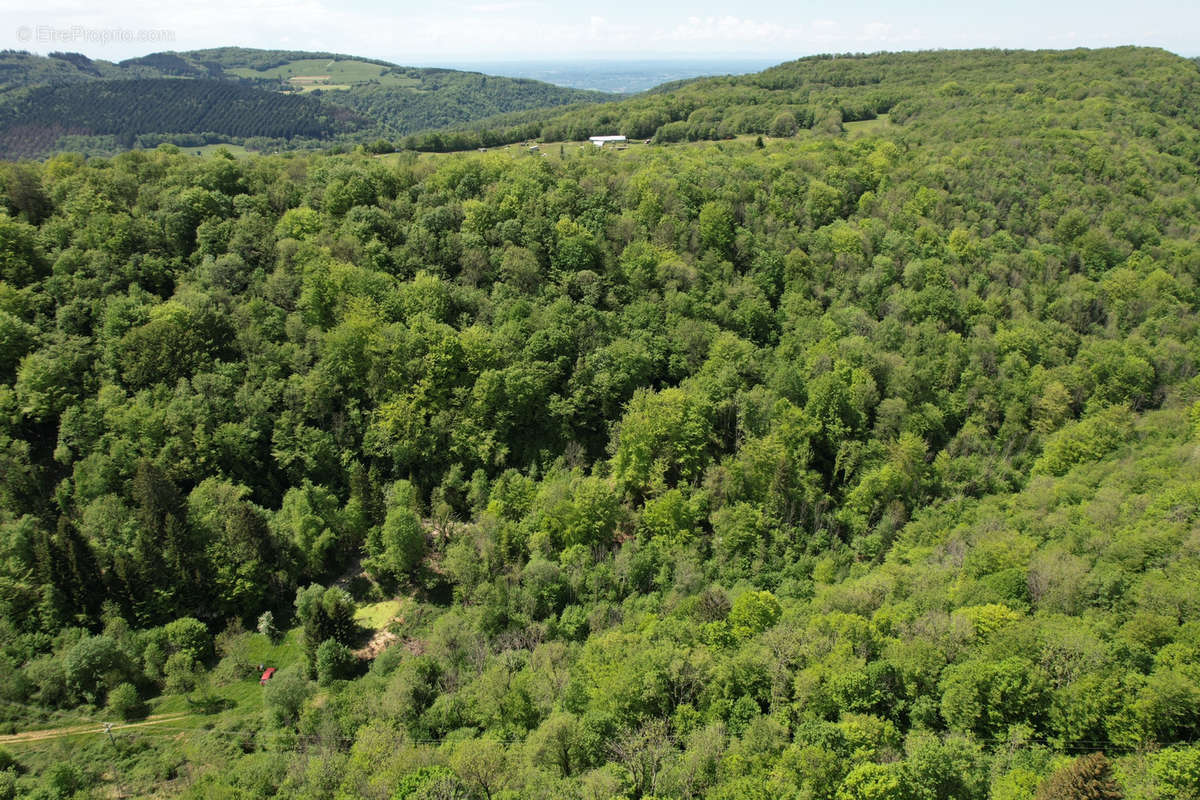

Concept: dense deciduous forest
[[0, 45, 1199, 799]]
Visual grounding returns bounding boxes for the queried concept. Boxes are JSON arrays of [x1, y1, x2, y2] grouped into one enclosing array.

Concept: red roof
[[260, 667, 276, 683]]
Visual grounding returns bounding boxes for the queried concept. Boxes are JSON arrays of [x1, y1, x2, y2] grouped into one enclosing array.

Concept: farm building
[[589, 135, 626, 147]]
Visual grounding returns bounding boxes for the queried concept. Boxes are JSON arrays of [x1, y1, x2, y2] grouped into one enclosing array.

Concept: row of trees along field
[[0, 46, 1199, 799]]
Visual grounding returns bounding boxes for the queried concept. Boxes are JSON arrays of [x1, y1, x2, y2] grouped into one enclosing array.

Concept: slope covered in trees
[[401, 46, 1200, 152], [184, 47, 615, 136], [0, 46, 1199, 798], [0, 79, 366, 158], [0, 48, 613, 158]]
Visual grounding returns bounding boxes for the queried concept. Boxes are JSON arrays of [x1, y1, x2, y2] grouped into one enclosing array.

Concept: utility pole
[[104, 722, 125, 799]]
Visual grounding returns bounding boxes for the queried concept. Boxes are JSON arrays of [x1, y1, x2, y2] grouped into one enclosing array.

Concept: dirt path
[[0, 712, 193, 744], [354, 625, 399, 660]]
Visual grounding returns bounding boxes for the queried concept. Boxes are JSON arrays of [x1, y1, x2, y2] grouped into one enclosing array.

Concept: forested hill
[[0, 48, 613, 158], [0, 79, 367, 159], [401, 46, 1200, 150], [180, 47, 614, 135], [1, 45, 1200, 798]]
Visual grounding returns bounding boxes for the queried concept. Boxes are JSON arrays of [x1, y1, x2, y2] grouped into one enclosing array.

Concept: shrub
[[163, 652, 198, 695], [106, 683, 146, 721], [165, 617, 212, 662]]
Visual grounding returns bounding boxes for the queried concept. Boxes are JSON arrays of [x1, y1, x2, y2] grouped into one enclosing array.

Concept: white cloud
[[8, 0, 1196, 62], [661, 16, 805, 44], [856, 21, 922, 45], [469, 2, 535, 12]]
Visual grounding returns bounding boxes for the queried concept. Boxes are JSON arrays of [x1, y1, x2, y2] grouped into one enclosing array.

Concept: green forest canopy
[[0, 45, 1199, 799]]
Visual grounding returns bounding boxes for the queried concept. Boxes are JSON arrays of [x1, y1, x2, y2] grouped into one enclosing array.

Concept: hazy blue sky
[[4, 0, 1199, 62]]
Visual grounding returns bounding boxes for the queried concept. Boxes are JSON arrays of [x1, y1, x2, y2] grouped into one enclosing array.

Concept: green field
[[228, 58, 420, 91], [146, 629, 304, 719], [353, 598, 404, 630], [844, 113, 896, 138], [0, 628, 305, 758]]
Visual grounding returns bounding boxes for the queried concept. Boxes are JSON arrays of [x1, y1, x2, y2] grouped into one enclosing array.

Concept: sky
[[3, 0, 1199, 63]]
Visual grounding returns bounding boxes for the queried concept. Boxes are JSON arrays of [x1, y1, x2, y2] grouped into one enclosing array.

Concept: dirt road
[[0, 712, 193, 744]]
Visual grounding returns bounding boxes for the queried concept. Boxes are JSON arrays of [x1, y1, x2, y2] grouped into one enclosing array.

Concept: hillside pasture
[[228, 58, 421, 90]]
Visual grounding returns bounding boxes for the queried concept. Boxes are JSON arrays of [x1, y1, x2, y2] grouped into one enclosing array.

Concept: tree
[[0, 213, 45, 286], [273, 481, 354, 576], [608, 719, 674, 798], [0, 162, 51, 223], [391, 765, 468, 799], [275, 206, 321, 240], [499, 245, 542, 292], [207, 502, 276, 622], [1033, 406, 1132, 477], [0, 310, 36, 378], [836, 762, 912, 800], [294, 584, 358, 676], [728, 591, 782, 639], [552, 217, 599, 274], [450, 737, 510, 800], [528, 712, 581, 777], [1034, 752, 1123, 800], [769, 111, 799, 137], [257, 611, 280, 643], [1149, 747, 1200, 800], [129, 459, 198, 621], [806, 180, 843, 228], [612, 387, 713, 499], [940, 658, 1051, 740], [106, 682, 146, 721], [903, 733, 988, 800], [711, 503, 769, 573], [698, 201, 735, 257], [365, 480, 426, 580], [165, 617, 212, 662], [63, 634, 129, 705], [315, 639, 356, 686], [263, 665, 312, 728], [44, 762, 86, 799], [13, 336, 93, 421], [528, 473, 620, 554]]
